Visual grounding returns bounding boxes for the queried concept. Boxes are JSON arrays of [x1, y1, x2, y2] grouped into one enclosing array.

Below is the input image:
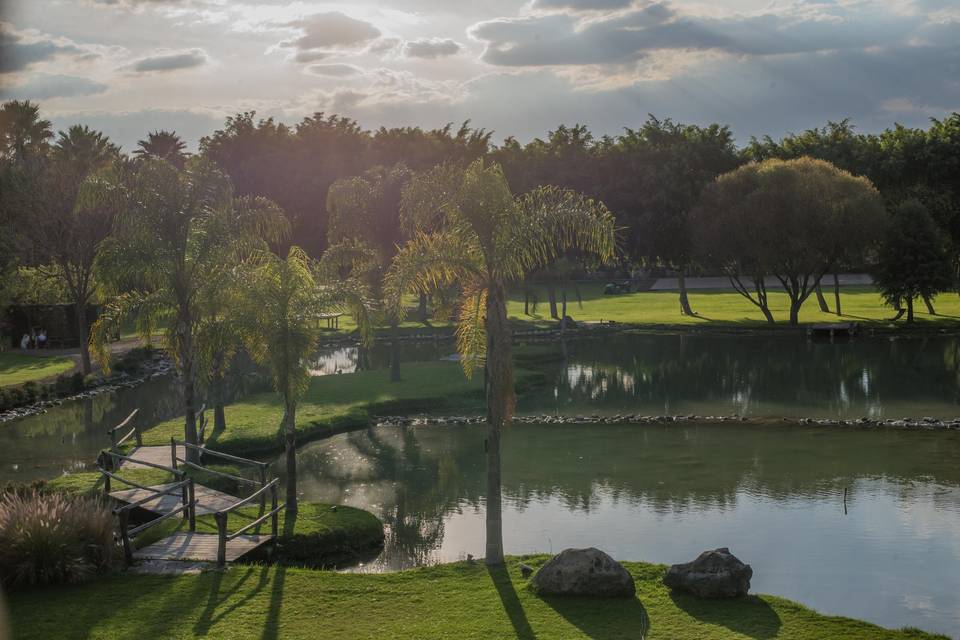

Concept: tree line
[[2, 99, 959, 565]]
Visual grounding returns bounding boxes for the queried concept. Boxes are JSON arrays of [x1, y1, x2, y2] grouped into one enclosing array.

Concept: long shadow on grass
[[540, 593, 650, 640], [669, 591, 781, 639], [488, 565, 537, 640], [260, 513, 297, 640]]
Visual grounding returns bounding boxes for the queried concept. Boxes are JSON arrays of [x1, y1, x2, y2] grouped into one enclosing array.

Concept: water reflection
[[287, 422, 960, 636], [530, 334, 960, 419]]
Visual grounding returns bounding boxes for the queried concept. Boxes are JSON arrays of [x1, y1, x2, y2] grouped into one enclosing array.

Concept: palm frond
[[455, 285, 487, 379]]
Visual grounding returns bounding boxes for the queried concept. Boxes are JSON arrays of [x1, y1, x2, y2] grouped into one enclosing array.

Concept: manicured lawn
[[505, 284, 960, 327], [6, 557, 946, 640], [0, 351, 75, 387]]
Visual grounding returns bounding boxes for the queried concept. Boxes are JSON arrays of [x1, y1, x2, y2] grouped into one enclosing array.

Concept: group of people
[[20, 329, 47, 350]]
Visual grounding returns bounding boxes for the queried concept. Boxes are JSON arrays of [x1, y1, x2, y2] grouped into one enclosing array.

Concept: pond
[[284, 421, 960, 637]]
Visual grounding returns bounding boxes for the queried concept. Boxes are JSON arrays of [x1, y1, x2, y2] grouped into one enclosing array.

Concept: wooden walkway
[[110, 481, 243, 516], [100, 415, 280, 567], [134, 532, 269, 563]]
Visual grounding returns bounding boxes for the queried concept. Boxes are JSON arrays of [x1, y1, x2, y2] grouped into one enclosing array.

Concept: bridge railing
[[213, 478, 281, 566], [107, 409, 141, 451], [97, 451, 195, 564], [170, 437, 271, 504]]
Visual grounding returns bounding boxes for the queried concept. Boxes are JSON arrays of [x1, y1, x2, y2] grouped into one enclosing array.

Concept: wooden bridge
[[99, 409, 281, 567]]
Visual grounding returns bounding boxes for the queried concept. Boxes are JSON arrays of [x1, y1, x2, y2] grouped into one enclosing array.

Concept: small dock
[[807, 322, 858, 339], [134, 532, 270, 563]]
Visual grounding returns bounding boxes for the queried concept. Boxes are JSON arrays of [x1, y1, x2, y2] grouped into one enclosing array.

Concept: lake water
[[2, 333, 960, 635], [285, 421, 960, 637]]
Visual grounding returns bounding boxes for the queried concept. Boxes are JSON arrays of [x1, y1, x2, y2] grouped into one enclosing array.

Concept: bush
[[0, 491, 122, 589], [0, 389, 10, 411], [70, 372, 85, 393], [21, 381, 40, 402]]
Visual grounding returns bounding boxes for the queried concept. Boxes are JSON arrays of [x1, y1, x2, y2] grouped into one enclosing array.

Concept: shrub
[[21, 381, 39, 402], [53, 374, 73, 396], [0, 389, 10, 411], [0, 491, 122, 589], [70, 372, 85, 393]]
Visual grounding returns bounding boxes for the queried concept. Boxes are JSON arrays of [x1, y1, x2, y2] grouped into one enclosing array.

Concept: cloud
[[287, 12, 380, 51], [0, 74, 109, 100], [0, 22, 83, 74], [306, 63, 364, 77], [128, 48, 208, 73], [404, 38, 462, 59], [531, 0, 634, 10], [293, 50, 331, 63], [470, 2, 923, 67]]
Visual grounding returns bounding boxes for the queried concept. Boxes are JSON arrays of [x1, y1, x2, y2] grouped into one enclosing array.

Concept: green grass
[[506, 284, 960, 327], [6, 556, 946, 640], [0, 351, 75, 387]]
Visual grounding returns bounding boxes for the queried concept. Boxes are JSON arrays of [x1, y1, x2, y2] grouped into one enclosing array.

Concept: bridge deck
[[119, 445, 184, 470], [134, 532, 270, 563], [110, 482, 243, 516]]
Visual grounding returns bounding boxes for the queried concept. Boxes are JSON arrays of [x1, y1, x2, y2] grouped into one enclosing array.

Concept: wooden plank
[[110, 483, 242, 516], [133, 532, 270, 563], [119, 445, 182, 470]]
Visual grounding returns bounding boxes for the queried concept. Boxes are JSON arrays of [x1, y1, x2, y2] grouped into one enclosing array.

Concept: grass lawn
[[506, 284, 960, 327], [0, 351, 75, 387], [6, 557, 946, 640]]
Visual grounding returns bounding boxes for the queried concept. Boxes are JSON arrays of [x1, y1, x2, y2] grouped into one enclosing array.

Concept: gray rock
[[663, 548, 752, 598], [531, 548, 635, 597]]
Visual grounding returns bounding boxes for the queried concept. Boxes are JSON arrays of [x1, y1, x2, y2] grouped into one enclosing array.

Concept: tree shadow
[[540, 593, 650, 640], [669, 591, 782, 639], [488, 565, 537, 640]]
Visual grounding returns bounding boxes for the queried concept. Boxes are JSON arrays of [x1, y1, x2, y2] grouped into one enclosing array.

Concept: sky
[[1, 0, 958, 152]]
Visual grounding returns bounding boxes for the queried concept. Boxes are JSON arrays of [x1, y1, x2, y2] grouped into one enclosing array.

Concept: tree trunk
[[547, 283, 558, 319], [180, 324, 200, 464], [523, 289, 529, 315], [560, 287, 567, 319], [760, 305, 775, 323], [906, 297, 915, 323], [788, 297, 802, 325], [678, 270, 694, 316], [833, 273, 842, 315], [923, 295, 936, 315], [483, 283, 512, 567], [211, 353, 227, 434], [418, 293, 428, 323], [284, 401, 298, 513], [815, 283, 829, 313], [390, 324, 401, 382], [75, 304, 92, 375]]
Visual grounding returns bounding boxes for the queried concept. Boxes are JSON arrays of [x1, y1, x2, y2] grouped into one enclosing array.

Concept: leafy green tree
[[134, 130, 189, 168], [694, 157, 885, 324], [874, 200, 954, 322], [240, 247, 373, 512], [89, 157, 286, 462], [386, 159, 616, 564]]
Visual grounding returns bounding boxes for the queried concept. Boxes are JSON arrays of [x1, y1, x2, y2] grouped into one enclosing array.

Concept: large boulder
[[663, 548, 752, 598], [531, 548, 635, 597]]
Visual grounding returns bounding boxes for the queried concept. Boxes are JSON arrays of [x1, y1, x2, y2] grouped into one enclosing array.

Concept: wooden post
[[259, 465, 268, 511], [119, 509, 133, 565], [181, 480, 190, 523], [170, 437, 178, 470], [188, 479, 196, 532], [270, 482, 278, 539], [215, 512, 227, 567], [134, 422, 143, 447], [109, 430, 118, 452]]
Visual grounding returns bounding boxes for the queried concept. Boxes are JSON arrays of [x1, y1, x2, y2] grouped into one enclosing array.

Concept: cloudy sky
[[1, 0, 958, 151]]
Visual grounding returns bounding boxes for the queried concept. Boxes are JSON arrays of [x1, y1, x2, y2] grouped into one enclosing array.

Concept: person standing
[[37, 329, 47, 349]]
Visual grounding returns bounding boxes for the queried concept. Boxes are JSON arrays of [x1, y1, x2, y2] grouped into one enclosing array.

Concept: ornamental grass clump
[[0, 490, 122, 589]]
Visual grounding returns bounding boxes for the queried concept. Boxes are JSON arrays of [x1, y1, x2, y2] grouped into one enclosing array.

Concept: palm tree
[[134, 130, 189, 168], [386, 159, 616, 564], [89, 157, 287, 462], [239, 246, 374, 512], [54, 125, 119, 168], [0, 100, 52, 163]]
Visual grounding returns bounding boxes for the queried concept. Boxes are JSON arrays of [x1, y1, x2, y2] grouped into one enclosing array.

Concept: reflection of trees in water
[[293, 422, 960, 566], [552, 335, 960, 417]]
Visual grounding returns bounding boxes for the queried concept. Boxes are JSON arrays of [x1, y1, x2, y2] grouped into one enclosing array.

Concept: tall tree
[[0, 100, 52, 163], [694, 157, 885, 324], [89, 158, 287, 462], [386, 159, 616, 564], [134, 130, 189, 168], [874, 200, 954, 322], [240, 246, 373, 512]]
